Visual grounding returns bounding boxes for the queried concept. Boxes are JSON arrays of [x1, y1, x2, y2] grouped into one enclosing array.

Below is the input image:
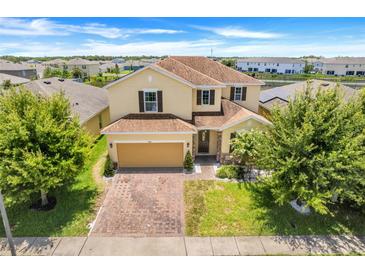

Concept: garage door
[[117, 143, 184, 167]]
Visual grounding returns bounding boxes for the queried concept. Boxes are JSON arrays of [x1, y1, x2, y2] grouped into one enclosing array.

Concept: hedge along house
[[102, 56, 270, 168], [23, 77, 110, 135]]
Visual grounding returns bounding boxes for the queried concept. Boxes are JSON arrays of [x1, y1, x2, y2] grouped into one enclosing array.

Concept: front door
[[198, 130, 210, 153]]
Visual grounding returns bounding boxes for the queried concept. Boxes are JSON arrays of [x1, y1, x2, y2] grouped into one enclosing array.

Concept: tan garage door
[[117, 143, 184, 167]]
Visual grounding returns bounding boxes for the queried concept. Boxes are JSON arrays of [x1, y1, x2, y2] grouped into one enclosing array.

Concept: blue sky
[[1, 17, 365, 57]]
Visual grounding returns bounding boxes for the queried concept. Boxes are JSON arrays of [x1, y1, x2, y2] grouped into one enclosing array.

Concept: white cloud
[[0, 18, 184, 38], [194, 26, 282, 39]]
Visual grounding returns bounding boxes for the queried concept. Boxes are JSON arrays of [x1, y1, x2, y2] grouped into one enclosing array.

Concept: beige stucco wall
[[106, 133, 193, 163], [67, 64, 99, 77], [107, 68, 193, 122], [221, 119, 266, 154], [192, 88, 222, 112], [83, 107, 110, 136], [222, 85, 262, 112]]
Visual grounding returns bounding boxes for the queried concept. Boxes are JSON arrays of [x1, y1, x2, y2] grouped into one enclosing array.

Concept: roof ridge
[[166, 57, 225, 85]]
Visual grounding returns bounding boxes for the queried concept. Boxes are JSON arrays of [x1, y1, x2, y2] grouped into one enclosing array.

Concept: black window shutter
[[209, 90, 215, 105], [138, 90, 144, 112], [197, 90, 202, 105], [157, 90, 163, 112], [230, 87, 235, 100], [242, 87, 247, 101]]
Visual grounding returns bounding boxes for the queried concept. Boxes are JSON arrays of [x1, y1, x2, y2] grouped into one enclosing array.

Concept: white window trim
[[202, 90, 210, 105], [234, 87, 243, 101], [143, 89, 158, 113]]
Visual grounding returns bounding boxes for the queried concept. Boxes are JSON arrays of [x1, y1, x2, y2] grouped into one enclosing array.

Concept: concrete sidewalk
[[1, 235, 365, 256]]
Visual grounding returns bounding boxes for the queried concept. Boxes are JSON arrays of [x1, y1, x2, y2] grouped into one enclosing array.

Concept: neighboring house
[[111, 58, 125, 64], [259, 79, 356, 116], [65, 58, 100, 77], [309, 57, 365, 76], [101, 56, 270, 168], [23, 77, 110, 135], [0, 73, 30, 85], [44, 58, 100, 77], [0, 60, 37, 79], [99, 62, 120, 73], [236, 57, 305, 74]]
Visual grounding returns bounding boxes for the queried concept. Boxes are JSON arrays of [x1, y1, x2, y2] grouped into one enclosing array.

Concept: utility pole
[[0, 191, 16, 256]]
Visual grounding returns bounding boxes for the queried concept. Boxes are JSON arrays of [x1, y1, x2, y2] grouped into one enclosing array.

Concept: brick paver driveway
[[91, 168, 185, 237]]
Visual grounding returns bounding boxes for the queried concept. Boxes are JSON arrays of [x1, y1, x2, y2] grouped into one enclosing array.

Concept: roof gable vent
[[43, 81, 51, 85], [58, 78, 65, 82]]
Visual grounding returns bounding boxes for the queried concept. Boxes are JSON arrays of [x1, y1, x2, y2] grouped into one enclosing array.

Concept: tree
[[0, 88, 91, 207], [72, 67, 83, 79], [221, 59, 236, 68], [1, 80, 12, 90], [183, 151, 194, 171], [303, 60, 314, 74], [231, 130, 263, 168], [256, 84, 365, 214], [113, 64, 120, 74]]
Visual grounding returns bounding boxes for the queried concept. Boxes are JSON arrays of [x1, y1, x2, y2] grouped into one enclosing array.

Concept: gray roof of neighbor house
[[260, 80, 357, 111], [237, 57, 305, 64], [0, 60, 35, 71], [316, 57, 365, 65], [23, 77, 108, 124], [67, 58, 100, 65], [0, 73, 30, 85], [43, 59, 67, 65]]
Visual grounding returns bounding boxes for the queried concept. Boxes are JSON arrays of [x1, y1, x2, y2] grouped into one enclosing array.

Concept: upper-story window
[[202, 90, 210, 105], [82, 65, 87, 69], [234, 87, 242, 100], [144, 91, 158, 112]]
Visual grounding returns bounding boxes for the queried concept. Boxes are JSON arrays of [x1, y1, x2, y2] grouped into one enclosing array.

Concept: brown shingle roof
[[167, 56, 263, 85], [155, 58, 223, 86], [194, 99, 270, 129], [102, 113, 197, 133]]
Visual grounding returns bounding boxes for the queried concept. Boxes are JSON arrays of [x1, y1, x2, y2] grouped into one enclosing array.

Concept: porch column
[[192, 134, 197, 160], [216, 131, 222, 162]]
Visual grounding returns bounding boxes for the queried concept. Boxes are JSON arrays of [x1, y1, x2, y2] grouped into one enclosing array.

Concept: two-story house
[[102, 56, 270, 168]]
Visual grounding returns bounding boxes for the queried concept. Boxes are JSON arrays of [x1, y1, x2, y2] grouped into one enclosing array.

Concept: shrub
[[216, 165, 245, 179], [103, 155, 115, 177], [183, 151, 194, 171]]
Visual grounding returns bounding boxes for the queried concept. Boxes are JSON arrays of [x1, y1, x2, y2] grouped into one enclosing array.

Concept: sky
[[1, 17, 365, 57]]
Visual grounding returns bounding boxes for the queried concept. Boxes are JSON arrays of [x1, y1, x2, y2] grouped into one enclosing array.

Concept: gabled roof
[[67, 58, 99, 65], [23, 77, 108, 124], [317, 57, 365, 65], [101, 113, 197, 134], [259, 80, 357, 111], [167, 56, 263, 85], [106, 56, 263, 89], [194, 99, 271, 130], [0, 60, 35, 71]]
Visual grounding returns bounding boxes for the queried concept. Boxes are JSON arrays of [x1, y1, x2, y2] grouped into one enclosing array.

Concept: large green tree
[[0, 88, 91, 206], [253, 85, 365, 214]]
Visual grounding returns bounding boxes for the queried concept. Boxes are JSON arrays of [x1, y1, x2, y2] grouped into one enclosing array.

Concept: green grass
[[184, 180, 365, 236], [0, 136, 107, 237]]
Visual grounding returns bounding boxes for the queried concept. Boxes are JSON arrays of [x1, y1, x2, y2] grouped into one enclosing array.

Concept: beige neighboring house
[[23, 77, 110, 135], [259, 79, 357, 116], [0, 60, 37, 79], [102, 56, 270, 168], [66, 58, 100, 77], [44, 58, 100, 77]]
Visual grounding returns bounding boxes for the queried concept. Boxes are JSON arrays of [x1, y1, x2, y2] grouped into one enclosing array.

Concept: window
[[285, 69, 292, 74], [326, 70, 335, 75], [346, 71, 355, 75], [253, 68, 258, 72], [234, 87, 242, 100], [277, 63, 279, 66], [202, 90, 210, 105], [247, 62, 249, 65], [144, 91, 157, 112], [345, 65, 349, 68], [82, 65, 87, 69], [265, 68, 271, 72], [271, 69, 277, 73]]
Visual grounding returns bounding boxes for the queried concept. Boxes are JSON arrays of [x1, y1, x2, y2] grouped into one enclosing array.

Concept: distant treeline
[[0, 55, 169, 63]]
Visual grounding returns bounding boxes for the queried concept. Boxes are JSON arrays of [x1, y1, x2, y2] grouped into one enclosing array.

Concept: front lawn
[[0, 136, 107, 237], [184, 180, 365, 236]]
